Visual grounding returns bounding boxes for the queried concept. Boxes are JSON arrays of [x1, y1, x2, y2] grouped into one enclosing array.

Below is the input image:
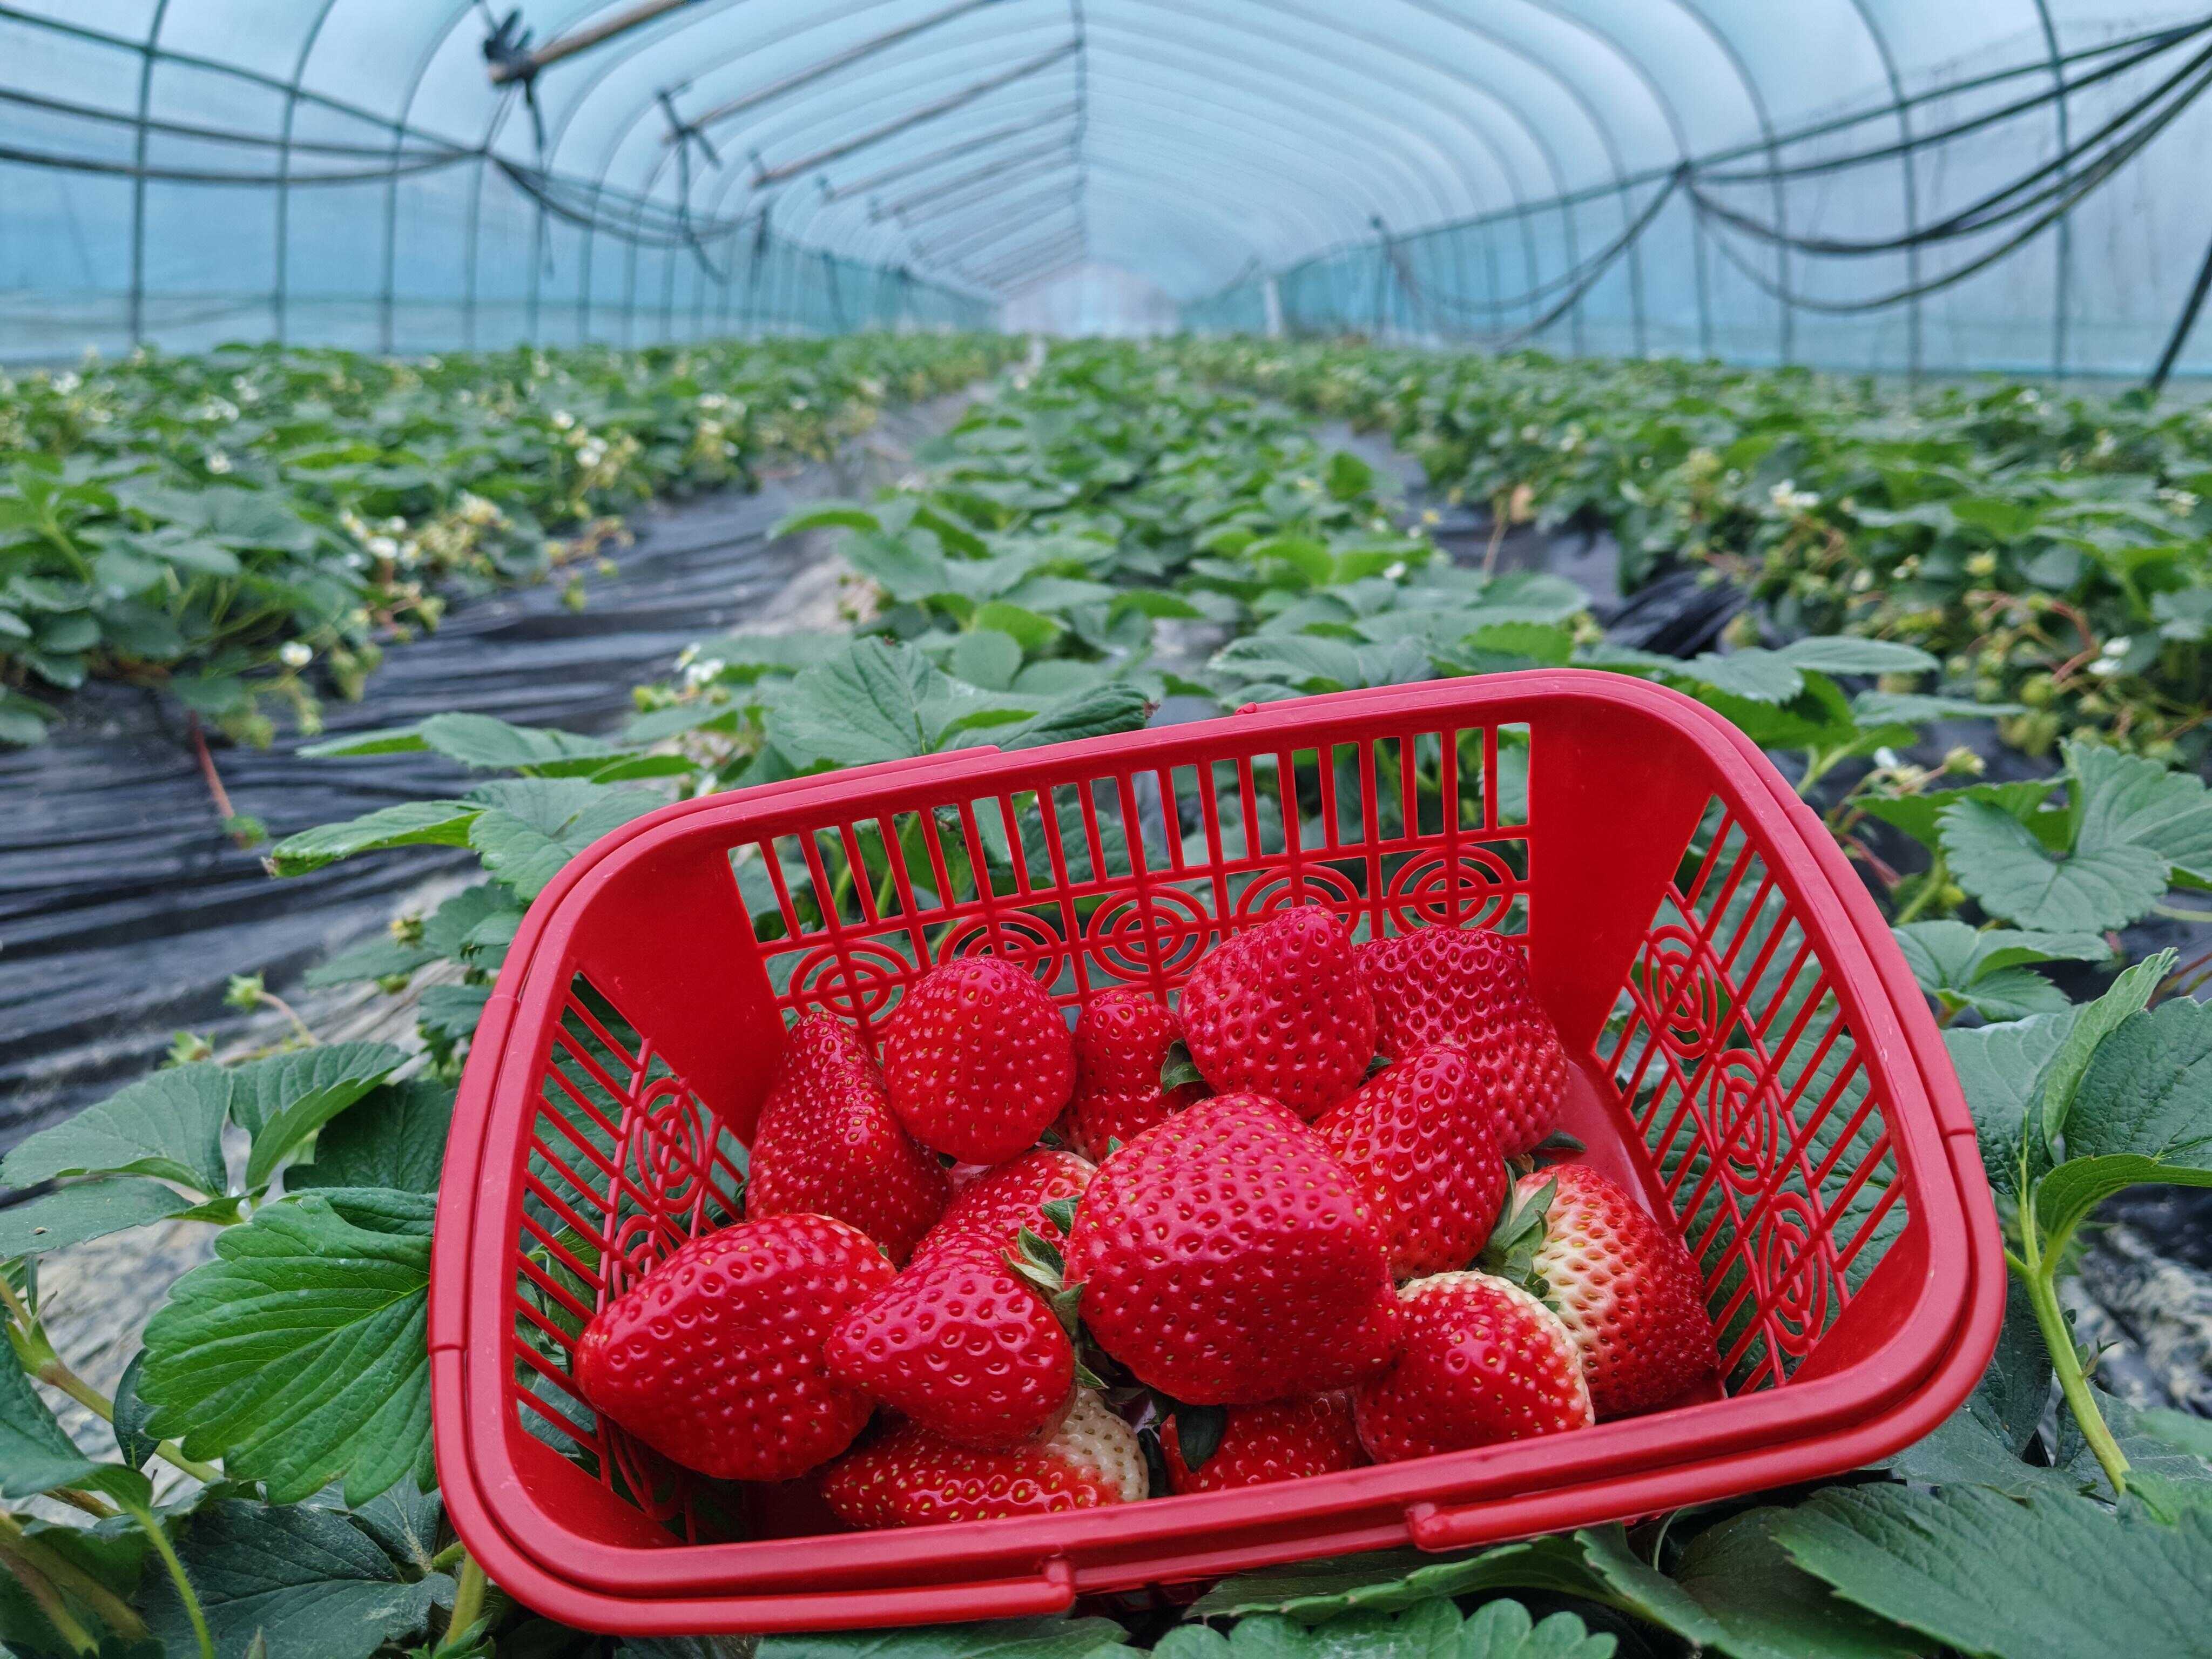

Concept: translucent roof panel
[[2, 0, 2209, 373]]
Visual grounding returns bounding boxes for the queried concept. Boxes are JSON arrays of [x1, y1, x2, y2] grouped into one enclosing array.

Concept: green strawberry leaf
[[986, 681, 1151, 752], [1891, 921, 2109, 1021], [1858, 780, 2053, 852], [111, 1348, 159, 1472], [1040, 1197, 1079, 1235], [266, 800, 481, 876], [0, 1328, 102, 1498], [754, 1615, 1137, 1658], [1939, 801, 2167, 934], [1161, 1040, 1206, 1094], [138, 1189, 435, 1505], [287, 1080, 455, 1195], [464, 778, 662, 899], [2031, 991, 2212, 1250], [1, 1064, 231, 1197], [228, 1041, 409, 1190], [1944, 740, 2212, 932], [2038, 949, 2173, 1147], [1774, 637, 1939, 677], [1879, 1284, 2067, 1498], [1773, 1484, 2212, 1659], [1157, 1600, 1610, 1658], [0, 1177, 196, 1260], [1667, 1508, 1924, 1659], [144, 1500, 451, 1659], [1173, 1404, 1226, 1471], [1944, 1010, 2076, 1204]]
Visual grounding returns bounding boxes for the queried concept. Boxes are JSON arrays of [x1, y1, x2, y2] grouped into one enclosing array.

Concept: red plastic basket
[[429, 670, 2004, 1636]]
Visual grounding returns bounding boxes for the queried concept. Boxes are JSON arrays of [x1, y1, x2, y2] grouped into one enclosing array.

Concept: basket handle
[[938, 1557, 1077, 1621]]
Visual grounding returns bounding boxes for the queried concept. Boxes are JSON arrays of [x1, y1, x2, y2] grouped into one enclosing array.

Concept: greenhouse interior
[[6, 1, 2212, 1654]]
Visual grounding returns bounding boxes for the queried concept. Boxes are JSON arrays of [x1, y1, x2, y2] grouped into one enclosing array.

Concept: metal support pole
[[752, 41, 1077, 186], [888, 153, 1075, 228], [819, 105, 1079, 201], [875, 137, 1075, 219], [488, 0, 705, 85], [685, 0, 1007, 134]]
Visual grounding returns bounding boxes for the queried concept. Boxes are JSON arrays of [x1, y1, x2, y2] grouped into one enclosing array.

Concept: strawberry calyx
[[1476, 1175, 1557, 1301], [1158, 1038, 1207, 1096], [1005, 1225, 1104, 1385]]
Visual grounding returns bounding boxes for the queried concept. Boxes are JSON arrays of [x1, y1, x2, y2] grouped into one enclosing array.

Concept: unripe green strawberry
[[883, 956, 1076, 1163], [573, 1213, 892, 1482], [819, 1389, 1145, 1528]]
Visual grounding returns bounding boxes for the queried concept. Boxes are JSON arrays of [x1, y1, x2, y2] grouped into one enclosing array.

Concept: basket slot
[[507, 974, 745, 1538], [1606, 799, 1907, 1394], [741, 724, 1530, 1042]]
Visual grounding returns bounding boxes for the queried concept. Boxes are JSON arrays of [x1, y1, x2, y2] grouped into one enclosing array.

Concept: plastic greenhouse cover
[[5, 1, 2212, 372]]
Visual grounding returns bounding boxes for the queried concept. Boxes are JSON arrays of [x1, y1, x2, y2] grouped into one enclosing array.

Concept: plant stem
[[0, 1512, 146, 1642], [2019, 1204, 2129, 1496], [1892, 851, 1947, 925], [0, 1278, 226, 1487], [428, 1540, 467, 1574], [125, 1498, 213, 1659], [257, 989, 320, 1048], [440, 1552, 488, 1654], [0, 1544, 97, 1655]]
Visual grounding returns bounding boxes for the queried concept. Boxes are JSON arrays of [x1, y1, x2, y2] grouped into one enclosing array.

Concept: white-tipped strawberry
[[1482, 1164, 1715, 1419], [819, 1389, 1147, 1529]]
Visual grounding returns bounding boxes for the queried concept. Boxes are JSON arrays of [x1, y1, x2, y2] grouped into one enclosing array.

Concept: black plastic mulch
[[0, 457, 879, 1148]]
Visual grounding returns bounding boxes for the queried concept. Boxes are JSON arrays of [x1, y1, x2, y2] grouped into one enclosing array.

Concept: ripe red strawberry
[[819, 1389, 1146, 1529], [1065, 1091, 1400, 1404], [1357, 926, 1567, 1155], [1314, 1046, 1507, 1279], [882, 956, 1076, 1164], [745, 1013, 948, 1264], [1179, 906, 1376, 1120], [1160, 1394, 1366, 1494], [1060, 987, 1204, 1162], [1489, 1164, 1715, 1419], [824, 1234, 1074, 1449], [916, 1148, 1094, 1260], [573, 1213, 893, 1482], [1353, 1271, 1593, 1463]]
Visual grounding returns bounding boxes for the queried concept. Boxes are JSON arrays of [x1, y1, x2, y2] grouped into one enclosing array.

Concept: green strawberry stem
[[122, 1494, 214, 1659], [2018, 1183, 2130, 1495], [0, 1510, 146, 1645], [0, 1276, 225, 1485], [440, 1553, 489, 1655]]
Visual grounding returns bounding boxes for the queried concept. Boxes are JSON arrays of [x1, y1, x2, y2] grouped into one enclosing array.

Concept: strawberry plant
[[0, 334, 1017, 746], [5, 340, 2212, 1657], [1178, 338, 2212, 759]]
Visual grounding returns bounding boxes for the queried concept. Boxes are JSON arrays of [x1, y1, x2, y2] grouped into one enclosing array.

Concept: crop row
[[1174, 339, 2212, 761], [0, 332, 1020, 745], [1, 342, 2209, 1658]]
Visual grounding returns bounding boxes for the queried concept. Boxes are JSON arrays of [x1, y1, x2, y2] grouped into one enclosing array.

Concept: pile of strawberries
[[574, 906, 1717, 1529]]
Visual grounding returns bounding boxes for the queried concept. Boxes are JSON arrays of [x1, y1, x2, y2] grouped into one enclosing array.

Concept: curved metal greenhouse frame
[[3, 0, 2211, 375]]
